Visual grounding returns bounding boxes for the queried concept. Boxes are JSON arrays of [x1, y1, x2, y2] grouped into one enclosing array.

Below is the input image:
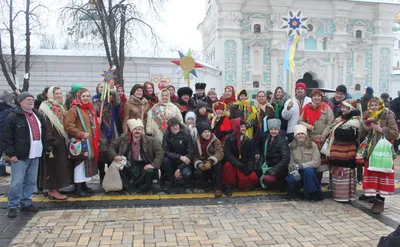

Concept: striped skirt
[[331, 166, 356, 202], [363, 160, 395, 197]]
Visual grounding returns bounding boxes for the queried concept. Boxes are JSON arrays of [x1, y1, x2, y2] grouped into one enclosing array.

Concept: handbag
[[368, 137, 394, 173], [67, 107, 92, 161]]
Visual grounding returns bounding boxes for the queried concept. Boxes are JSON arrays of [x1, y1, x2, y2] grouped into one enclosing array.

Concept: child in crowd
[[185, 111, 198, 141], [196, 101, 211, 126]]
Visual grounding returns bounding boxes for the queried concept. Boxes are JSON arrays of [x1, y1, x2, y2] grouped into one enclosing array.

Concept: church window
[[356, 30, 362, 39], [307, 24, 313, 32], [323, 37, 328, 51], [355, 84, 361, 91], [254, 24, 261, 33], [253, 81, 259, 88]]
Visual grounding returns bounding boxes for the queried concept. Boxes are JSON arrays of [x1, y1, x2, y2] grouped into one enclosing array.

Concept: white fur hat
[[127, 119, 144, 132], [294, 124, 308, 137]]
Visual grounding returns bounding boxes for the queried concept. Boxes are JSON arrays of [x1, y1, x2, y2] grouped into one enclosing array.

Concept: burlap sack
[[102, 163, 123, 192]]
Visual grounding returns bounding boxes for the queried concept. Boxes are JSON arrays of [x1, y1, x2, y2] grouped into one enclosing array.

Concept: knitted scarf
[[39, 99, 68, 141], [199, 137, 212, 157], [302, 102, 329, 126], [71, 97, 100, 163], [367, 97, 385, 120], [92, 91, 116, 140]]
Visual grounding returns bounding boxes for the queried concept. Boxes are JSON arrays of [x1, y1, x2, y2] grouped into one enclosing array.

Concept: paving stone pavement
[[8, 197, 400, 247]]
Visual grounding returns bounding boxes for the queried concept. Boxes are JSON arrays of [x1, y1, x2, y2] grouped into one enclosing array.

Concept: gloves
[[203, 161, 212, 171], [265, 168, 276, 177], [198, 162, 205, 171], [294, 164, 303, 171], [291, 170, 302, 182]]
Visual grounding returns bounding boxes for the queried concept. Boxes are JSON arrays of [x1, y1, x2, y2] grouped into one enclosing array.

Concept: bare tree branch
[[0, 33, 17, 91]]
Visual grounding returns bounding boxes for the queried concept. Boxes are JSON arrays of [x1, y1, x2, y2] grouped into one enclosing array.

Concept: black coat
[[224, 133, 255, 174], [2, 107, 45, 159], [0, 102, 13, 153], [264, 135, 290, 177], [391, 97, 400, 120], [162, 129, 194, 163]]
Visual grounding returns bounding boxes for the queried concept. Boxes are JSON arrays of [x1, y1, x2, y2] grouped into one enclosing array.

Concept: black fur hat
[[177, 87, 193, 98], [195, 83, 206, 90]]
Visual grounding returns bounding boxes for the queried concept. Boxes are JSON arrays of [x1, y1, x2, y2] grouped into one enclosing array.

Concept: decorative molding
[[218, 12, 242, 29], [294, 58, 328, 85], [224, 40, 237, 86], [338, 66, 344, 86], [365, 47, 373, 87], [379, 47, 391, 94], [335, 17, 348, 34], [308, 18, 336, 38], [374, 20, 395, 37], [240, 12, 271, 32], [263, 41, 272, 86], [346, 45, 355, 87], [346, 19, 375, 38], [277, 63, 284, 87], [242, 40, 251, 65]]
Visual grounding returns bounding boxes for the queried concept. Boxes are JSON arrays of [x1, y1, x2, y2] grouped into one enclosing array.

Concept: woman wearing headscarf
[[325, 99, 361, 203], [146, 88, 183, 143], [115, 84, 127, 135], [299, 90, 334, 182], [254, 90, 274, 148], [123, 84, 150, 133], [229, 89, 258, 139], [143, 81, 159, 108], [271, 87, 289, 136], [64, 88, 100, 197], [167, 85, 178, 103], [92, 81, 120, 184], [206, 89, 219, 110], [211, 102, 232, 145], [175, 87, 196, 119], [220, 86, 236, 112], [360, 97, 398, 213], [38, 86, 70, 200]]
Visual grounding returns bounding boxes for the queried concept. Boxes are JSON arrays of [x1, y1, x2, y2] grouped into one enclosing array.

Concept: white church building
[[198, 0, 400, 99]]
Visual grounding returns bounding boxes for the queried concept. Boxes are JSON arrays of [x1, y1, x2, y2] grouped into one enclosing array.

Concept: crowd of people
[[0, 81, 398, 218]]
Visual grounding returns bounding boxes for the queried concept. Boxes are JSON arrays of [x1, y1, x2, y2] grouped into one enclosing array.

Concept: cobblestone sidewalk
[[10, 198, 396, 247]]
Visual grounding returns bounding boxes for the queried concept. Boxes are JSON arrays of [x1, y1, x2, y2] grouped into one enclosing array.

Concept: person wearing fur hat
[[184, 111, 198, 141], [360, 87, 374, 113], [92, 81, 121, 184], [176, 87, 196, 119], [299, 89, 334, 182], [206, 89, 219, 109], [324, 99, 361, 203], [161, 117, 195, 190], [281, 82, 312, 143], [211, 102, 232, 144], [259, 119, 290, 191], [3, 92, 45, 218], [123, 84, 151, 133], [108, 119, 164, 192], [220, 86, 236, 111], [328, 84, 352, 118], [146, 88, 183, 144], [193, 122, 224, 197], [195, 101, 211, 126], [143, 81, 159, 108], [223, 118, 258, 196], [192, 83, 207, 103], [167, 85, 178, 103], [287, 125, 324, 201], [0, 91, 15, 177], [359, 97, 398, 213], [230, 89, 258, 139]]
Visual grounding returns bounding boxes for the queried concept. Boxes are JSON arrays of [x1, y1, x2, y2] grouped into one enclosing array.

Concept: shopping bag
[[368, 137, 394, 173], [102, 163, 123, 192]]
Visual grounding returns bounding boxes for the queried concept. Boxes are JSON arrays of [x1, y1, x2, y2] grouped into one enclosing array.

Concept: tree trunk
[[107, 1, 120, 82], [9, 0, 17, 84], [0, 34, 17, 91], [118, 4, 126, 87], [22, 0, 31, 92], [96, 0, 112, 67]]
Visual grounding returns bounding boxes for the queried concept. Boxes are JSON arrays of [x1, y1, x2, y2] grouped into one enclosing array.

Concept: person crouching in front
[[108, 119, 164, 192], [287, 125, 324, 201], [222, 118, 258, 197]]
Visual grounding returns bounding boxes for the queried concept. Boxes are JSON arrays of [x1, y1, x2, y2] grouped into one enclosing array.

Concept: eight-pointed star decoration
[[171, 50, 203, 78], [101, 67, 117, 82], [281, 10, 308, 36]]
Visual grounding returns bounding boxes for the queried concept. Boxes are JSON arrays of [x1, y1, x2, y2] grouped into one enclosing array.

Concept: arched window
[[254, 24, 261, 33], [355, 84, 361, 91], [356, 30, 362, 39], [253, 81, 259, 88]]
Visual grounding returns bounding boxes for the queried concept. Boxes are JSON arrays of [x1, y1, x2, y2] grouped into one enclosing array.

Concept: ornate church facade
[[198, 0, 400, 99]]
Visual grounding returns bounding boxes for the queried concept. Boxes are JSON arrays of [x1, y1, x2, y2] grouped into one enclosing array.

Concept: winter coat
[[0, 102, 13, 153], [223, 132, 255, 173], [93, 90, 121, 152], [162, 129, 195, 163], [193, 134, 224, 169], [2, 107, 45, 160], [108, 133, 164, 169], [288, 138, 320, 173], [264, 134, 290, 177], [123, 96, 150, 133], [360, 108, 399, 159], [298, 102, 334, 145], [328, 94, 352, 119], [282, 96, 312, 134], [360, 93, 373, 113], [390, 97, 400, 120], [146, 101, 183, 144], [175, 98, 196, 119]]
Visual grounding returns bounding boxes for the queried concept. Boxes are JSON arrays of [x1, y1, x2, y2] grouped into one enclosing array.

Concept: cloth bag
[[102, 163, 123, 192], [67, 106, 90, 161], [368, 137, 394, 173]]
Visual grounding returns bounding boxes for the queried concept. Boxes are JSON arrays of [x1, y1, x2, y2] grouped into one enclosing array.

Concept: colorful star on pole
[[101, 67, 117, 82], [281, 10, 308, 36], [171, 50, 203, 80]]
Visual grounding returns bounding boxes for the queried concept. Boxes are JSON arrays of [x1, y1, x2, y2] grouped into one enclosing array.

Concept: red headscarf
[[220, 86, 236, 106], [302, 90, 328, 127], [71, 88, 100, 163]]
